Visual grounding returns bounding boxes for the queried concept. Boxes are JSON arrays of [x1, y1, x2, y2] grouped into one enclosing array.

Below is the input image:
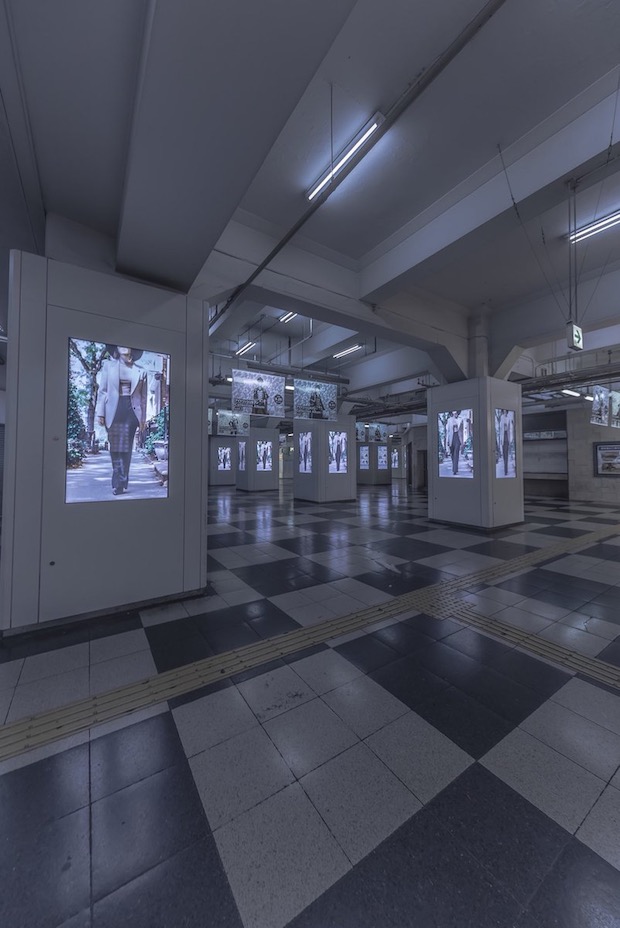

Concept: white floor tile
[[89, 629, 149, 665], [173, 686, 258, 756], [0, 730, 90, 776], [537, 623, 609, 657], [20, 643, 90, 685], [89, 649, 157, 696], [322, 675, 409, 739], [264, 698, 358, 778], [481, 728, 605, 833], [365, 711, 472, 804], [301, 742, 421, 864], [214, 783, 350, 928], [521, 700, 620, 781], [0, 659, 24, 691], [139, 602, 190, 626], [552, 678, 620, 736], [237, 665, 315, 722], [291, 650, 362, 695], [190, 726, 294, 830], [7, 667, 90, 723]]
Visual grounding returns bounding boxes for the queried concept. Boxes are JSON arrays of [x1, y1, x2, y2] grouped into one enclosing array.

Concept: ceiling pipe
[[209, 0, 510, 330]]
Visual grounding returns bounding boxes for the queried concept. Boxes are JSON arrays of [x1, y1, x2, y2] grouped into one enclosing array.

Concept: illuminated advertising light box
[[591, 386, 610, 426], [368, 423, 388, 442], [238, 440, 246, 471], [232, 369, 285, 417], [355, 423, 366, 441], [610, 391, 620, 429], [359, 445, 369, 469], [217, 409, 249, 436], [293, 379, 337, 420], [298, 431, 312, 474], [438, 409, 474, 478], [328, 430, 348, 473], [256, 440, 273, 472], [377, 445, 388, 470], [494, 409, 516, 478], [391, 448, 399, 469], [217, 446, 232, 471], [66, 339, 170, 503]]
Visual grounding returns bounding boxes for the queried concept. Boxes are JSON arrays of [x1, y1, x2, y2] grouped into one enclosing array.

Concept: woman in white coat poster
[[96, 345, 147, 495]]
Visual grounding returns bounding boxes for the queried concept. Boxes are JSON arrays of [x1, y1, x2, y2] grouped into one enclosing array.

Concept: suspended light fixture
[[235, 341, 256, 357], [307, 113, 384, 202], [280, 312, 297, 323], [561, 388, 581, 397], [333, 344, 363, 359], [568, 208, 620, 244]]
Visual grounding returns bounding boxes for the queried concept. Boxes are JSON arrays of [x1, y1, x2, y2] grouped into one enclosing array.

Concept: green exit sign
[[567, 322, 583, 351]]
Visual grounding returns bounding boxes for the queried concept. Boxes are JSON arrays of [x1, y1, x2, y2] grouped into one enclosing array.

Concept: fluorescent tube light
[[226, 376, 233, 382], [333, 344, 362, 359], [561, 388, 581, 397], [569, 208, 620, 244], [235, 341, 256, 357], [285, 384, 295, 391], [280, 312, 297, 323], [585, 394, 594, 401], [307, 114, 384, 202]]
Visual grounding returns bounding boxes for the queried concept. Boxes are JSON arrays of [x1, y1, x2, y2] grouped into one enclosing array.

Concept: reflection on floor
[[1, 486, 620, 928]]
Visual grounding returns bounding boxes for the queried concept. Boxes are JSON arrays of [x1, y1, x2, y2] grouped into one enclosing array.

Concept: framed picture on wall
[[593, 443, 620, 477]]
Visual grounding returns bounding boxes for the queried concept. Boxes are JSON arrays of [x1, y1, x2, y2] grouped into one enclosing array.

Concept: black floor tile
[[371, 622, 433, 656], [597, 638, 620, 666], [579, 542, 620, 561], [273, 535, 338, 556], [533, 526, 592, 538], [430, 765, 571, 904], [91, 763, 208, 902], [290, 804, 522, 928], [531, 589, 591, 611], [494, 649, 571, 698], [415, 686, 513, 758], [203, 621, 261, 654], [574, 602, 620, 625], [335, 635, 400, 673], [526, 839, 620, 928], [405, 612, 464, 640], [207, 531, 255, 549], [466, 540, 539, 559], [366, 537, 451, 560], [443, 627, 514, 666], [90, 713, 185, 801], [352, 570, 432, 597], [230, 563, 343, 597], [370, 654, 449, 707], [0, 806, 91, 928], [206, 554, 222, 573], [146, 623, 213, 673], [92, 836, 243, 928], [167, 678, 233, 710], [248, 611, 301, 639]]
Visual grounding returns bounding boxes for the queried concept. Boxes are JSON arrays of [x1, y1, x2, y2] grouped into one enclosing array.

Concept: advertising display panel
[[328, 430, 348, 473], [232, 369, 285, 417], [355, 423, 366, 441], [256, 440, 273, 471], [591, 386, 610, 426], [594, 443, 620, 476], [359, 445, 369, 470], [238, 441, 246, 471], [217, 446, 232, 471], [293, 379, 337, 420], [207, 408, 213, 435], [438, 409, 474, 478], [391, 448, 399, 469], [368, 423, 388, 442], [609, 391, 620, 428], [217, 409, 249, 436], [494, 408, 516, 478], [298, 432, 312, 473], [377, 445, 388, 470], [66, 339, 170, 502]]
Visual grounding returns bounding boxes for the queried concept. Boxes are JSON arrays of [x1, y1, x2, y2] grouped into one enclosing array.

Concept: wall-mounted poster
[[293, 379, 337, 420], [591, 386, 610, 426], [594, 443, 620, 476], [217, 409, 250, 436], [232, 369, 285, 418], [328, 430, 348, 473], [609, 391, 620, 429], [66, 339, 170, 503], [377, 445, 388, 470], [298, 432, 312, 473], [217, 446, 232, 471], [368, 423, 388, 442], [208, 408, 213, 435], [355, 423, 366, 442], [256, 440, 273, 471], [238, 441, 246, 471], [391, 448, 399, 469], [359, 445, 369, 470], [438, 409, 474, 478], [494, 408, 516, 478]]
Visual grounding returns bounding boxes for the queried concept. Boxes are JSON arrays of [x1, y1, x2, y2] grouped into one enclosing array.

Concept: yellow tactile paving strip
[[1, 523, 619, 761]]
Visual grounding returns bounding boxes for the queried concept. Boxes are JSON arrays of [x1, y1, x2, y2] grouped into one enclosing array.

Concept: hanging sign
[[567, 322, 583, 351]]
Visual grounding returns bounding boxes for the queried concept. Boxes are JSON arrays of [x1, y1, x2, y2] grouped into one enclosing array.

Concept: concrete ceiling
[[1, 0, 620, 402]]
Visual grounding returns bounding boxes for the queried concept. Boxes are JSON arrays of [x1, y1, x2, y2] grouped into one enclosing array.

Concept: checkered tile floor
[[1, 488, 620, 927]]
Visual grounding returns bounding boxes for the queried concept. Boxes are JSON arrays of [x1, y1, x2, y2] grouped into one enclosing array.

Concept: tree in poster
[[69, 339, 109, 453]]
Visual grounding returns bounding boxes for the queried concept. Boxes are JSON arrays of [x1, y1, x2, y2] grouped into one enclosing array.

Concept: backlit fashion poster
[[256, 440, 273, 471], [328, 431, 348, 473], [377, 445, 388, 470], [438, 409, 474, 478], [494, 409, 516, 478], [368, 423, 388, 442], [217, 409, 249, 436], [298, 432, 312, 473], [591, 386, 609, 426]]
